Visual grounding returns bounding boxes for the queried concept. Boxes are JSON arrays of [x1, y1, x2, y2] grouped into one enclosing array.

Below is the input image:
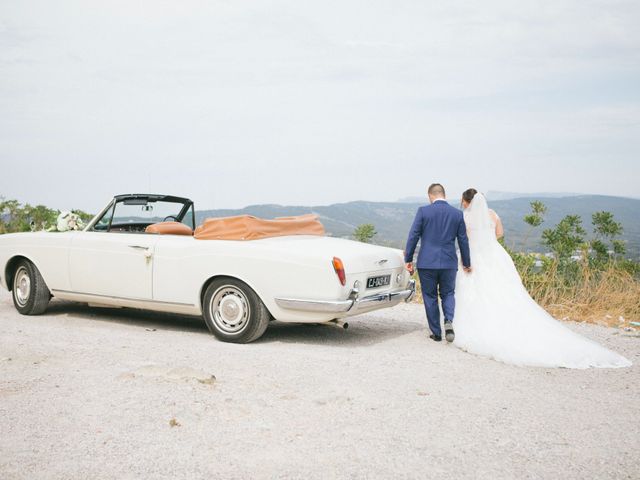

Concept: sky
[[1, 0, 639, 213]]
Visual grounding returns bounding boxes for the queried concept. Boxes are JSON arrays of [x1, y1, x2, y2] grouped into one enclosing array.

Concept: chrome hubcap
[[210, 286, 250, 334], [14, 267, 31, 307]]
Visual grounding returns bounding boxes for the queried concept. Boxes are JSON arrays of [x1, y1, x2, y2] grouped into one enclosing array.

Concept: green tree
[[522, 200, 547, 250], [72, 209, 94, 223], [0, 196, 94, 234], [591, 211, 624, 259], [592, 211, 623, 238], [25, 204, 59, 231], [541, 215, 586, 262], [0, 197, 6, 234], [524, 201, 547, 228], [0, 198, 60, 233], [354, 223, 377, 243], [612, 239, 626, 256], [0, 199, 29, 232]]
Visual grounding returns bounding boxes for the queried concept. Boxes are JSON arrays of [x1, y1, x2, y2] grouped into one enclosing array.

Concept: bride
[[454, 189, 631, 369]]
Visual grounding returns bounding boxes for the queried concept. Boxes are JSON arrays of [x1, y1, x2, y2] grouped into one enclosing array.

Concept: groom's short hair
[[428, 183, 446, 197]]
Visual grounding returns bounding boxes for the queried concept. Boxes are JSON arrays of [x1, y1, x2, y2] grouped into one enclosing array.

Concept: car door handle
[[128, 245, 153, 259]]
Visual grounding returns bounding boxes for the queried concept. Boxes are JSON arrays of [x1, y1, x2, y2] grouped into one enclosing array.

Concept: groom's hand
[[405, 262, 414, 275], [463, 266, 473, 273]]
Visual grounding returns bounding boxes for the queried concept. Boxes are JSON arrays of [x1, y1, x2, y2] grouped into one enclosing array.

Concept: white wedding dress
[[454, 194, 631, 369]]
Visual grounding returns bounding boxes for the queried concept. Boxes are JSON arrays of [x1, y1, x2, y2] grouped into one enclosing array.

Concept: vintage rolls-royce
[[0, 194, 415, 343]]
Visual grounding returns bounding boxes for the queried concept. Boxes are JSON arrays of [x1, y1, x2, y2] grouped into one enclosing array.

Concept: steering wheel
[[163, 215, 180, 222]]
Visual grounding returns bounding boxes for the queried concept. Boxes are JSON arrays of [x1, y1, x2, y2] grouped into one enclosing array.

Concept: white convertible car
[[0, 194, 415, 343]]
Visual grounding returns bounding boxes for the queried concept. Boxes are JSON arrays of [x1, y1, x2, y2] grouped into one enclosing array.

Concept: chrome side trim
[[51, 289, 195, 307]]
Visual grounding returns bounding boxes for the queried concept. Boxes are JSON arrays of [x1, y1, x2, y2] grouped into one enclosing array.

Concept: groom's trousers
[[417, 268, 457, 337]]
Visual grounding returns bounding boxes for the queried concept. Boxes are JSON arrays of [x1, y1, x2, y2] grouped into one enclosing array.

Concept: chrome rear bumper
[[275, 280, 416, 314]]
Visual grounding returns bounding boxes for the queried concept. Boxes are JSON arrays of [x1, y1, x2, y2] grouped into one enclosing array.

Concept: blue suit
[[404, 200, 471, 337]]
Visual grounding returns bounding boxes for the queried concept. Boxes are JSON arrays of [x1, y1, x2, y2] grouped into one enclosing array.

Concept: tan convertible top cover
[[194, 214, 325, 240]]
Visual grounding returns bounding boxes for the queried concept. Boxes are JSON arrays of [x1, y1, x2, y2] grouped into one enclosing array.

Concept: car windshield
[[113, 200, 185, 224], [93, 197, 194, 232]]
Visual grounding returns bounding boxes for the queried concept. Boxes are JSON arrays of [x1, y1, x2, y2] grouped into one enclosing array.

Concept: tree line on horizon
[[0, 197, 93, 234]]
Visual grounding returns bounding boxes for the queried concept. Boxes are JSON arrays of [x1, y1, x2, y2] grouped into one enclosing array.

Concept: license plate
[[366, 275, 391, 289]]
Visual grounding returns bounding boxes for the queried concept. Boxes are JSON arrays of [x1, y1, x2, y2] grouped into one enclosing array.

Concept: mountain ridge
[[195, 194, 640, 258]]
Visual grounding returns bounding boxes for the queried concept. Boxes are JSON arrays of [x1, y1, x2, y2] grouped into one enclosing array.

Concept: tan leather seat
[[145, 222, 193, 236]]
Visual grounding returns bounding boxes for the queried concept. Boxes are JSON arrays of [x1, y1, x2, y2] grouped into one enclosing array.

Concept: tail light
[[332, 257, 346, 286]]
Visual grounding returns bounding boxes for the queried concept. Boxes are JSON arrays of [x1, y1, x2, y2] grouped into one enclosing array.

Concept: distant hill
[[490, 195, 640, 256], [196, 195, 640, 258], [484, 191, 583, 201], [398, 191, 583, 203]]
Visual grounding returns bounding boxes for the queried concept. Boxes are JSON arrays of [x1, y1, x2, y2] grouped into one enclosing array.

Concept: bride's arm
[[496, 217, 504, 239], [490, 209, 504, 239]]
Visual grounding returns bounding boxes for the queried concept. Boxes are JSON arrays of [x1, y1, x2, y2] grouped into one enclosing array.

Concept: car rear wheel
[[12, 260, 51, 315], [202, 278, 271, 343]]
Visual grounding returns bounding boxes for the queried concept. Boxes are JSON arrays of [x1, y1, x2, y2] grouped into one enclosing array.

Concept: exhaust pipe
[[329, 319, 349, 329]]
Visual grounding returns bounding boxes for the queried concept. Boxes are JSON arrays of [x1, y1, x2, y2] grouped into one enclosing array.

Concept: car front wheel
[[12, 259, 51, 315], [202, 278, 271, 343]]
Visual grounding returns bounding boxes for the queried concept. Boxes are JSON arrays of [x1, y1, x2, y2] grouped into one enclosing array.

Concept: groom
[[404, 184, 471, 342]]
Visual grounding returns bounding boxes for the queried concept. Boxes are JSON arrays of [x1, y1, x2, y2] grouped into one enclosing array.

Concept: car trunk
[[255, 235, 409, 292]]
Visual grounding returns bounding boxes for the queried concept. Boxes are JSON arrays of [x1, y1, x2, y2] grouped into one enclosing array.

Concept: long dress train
[[454, 194, 631, 369]]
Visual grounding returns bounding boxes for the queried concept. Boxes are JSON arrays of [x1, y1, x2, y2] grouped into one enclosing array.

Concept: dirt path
[[0, 290, 638, 480]]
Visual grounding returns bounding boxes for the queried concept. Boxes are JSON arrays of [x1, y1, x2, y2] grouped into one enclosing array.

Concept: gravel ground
[[1, 289, 638, 480]]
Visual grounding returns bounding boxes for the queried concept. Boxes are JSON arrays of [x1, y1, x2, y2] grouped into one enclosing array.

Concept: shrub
[[353, 223, 377, 243], [0, 196, 93, 233]]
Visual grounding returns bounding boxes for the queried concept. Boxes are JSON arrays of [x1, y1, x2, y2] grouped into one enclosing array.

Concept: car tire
[[12, 259, 51, 315], [202, 277, 271, 343]]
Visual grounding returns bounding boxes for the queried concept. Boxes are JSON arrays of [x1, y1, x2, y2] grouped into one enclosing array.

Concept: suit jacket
[[404, 200, 471, 270]]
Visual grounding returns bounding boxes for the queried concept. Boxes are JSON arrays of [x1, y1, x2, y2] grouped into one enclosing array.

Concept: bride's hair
[[462, 188, 478, 206]]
